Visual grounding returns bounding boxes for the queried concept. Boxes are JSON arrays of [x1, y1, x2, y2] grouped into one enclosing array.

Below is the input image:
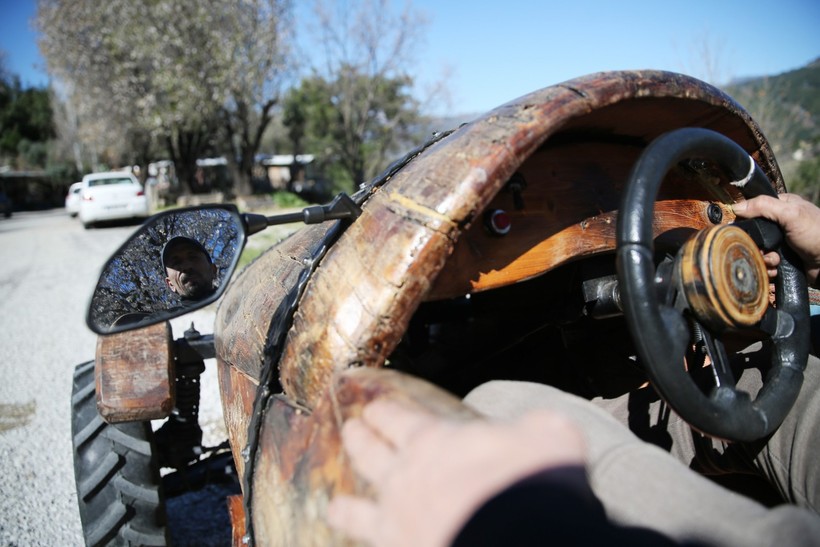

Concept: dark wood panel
[[95, 321, 174, 423]]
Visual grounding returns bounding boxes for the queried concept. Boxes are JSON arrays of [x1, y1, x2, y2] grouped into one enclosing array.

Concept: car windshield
[[88, 177, 134, 187]]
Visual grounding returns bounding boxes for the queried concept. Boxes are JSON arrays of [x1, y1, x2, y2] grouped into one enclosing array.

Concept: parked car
[[0, 191, 12, 218], [78, 171, 149, 228], [65, 182, 82, 217]]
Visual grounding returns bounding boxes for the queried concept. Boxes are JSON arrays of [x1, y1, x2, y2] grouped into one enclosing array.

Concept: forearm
[[452, 466, 677, 546]]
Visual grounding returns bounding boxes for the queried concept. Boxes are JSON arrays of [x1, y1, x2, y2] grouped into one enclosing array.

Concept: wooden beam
[[95, 321, 174, 423]]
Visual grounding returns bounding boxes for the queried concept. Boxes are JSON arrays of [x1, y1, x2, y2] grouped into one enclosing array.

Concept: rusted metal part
[[252, 367, 479, 546], [95, 321, 174, 423], [275, 70, 782, 411]]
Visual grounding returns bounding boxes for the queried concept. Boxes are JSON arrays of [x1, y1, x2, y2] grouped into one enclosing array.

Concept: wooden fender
[[216, 223, 338, 478], [216, 223, 337, 382], [252, 367, 479, 546]]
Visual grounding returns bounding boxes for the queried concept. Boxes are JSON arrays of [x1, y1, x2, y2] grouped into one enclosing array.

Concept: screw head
[[707, 203, 723, 224]]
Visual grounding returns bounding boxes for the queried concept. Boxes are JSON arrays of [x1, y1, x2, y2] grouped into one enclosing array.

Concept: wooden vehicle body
[[212, 70, 798, 544]]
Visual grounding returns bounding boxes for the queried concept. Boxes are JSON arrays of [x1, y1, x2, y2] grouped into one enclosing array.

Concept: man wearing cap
[[161, 236, 218, 301]]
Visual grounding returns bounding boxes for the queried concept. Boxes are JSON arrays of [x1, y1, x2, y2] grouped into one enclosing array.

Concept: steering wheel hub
[[679, 225, 769, 330]]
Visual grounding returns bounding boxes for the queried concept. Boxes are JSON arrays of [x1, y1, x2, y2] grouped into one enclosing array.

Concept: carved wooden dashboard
[[427, 99, 759, 301]]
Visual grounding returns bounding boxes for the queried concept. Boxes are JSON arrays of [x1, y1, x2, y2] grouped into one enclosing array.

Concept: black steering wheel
[[616, 127, 810, 442]]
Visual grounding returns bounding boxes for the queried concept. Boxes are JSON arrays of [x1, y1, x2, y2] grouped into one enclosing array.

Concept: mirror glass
[[87, 205, 246, 334]]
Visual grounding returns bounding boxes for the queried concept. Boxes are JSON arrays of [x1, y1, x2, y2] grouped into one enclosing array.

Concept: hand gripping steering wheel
[[616, 127, 810, 442]]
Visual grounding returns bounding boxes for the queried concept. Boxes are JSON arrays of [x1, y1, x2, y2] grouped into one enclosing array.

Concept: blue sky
[[2, 0, 818, 116]]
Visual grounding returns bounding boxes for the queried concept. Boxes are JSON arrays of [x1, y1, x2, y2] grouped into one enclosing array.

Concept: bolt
[[506, 173, 527, 210], [707, 203, 723, 224], [184, 322, 202, 340]]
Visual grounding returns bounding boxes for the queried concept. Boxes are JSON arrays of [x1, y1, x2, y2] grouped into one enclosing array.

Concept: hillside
[[723, 59, 819, 201], [725, 59, 820, 151]]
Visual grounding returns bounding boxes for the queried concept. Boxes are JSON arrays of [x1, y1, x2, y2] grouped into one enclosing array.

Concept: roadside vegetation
[[2, 0, 446, 210], [0, 4, 817, 207], [725, 60, 820, 203]]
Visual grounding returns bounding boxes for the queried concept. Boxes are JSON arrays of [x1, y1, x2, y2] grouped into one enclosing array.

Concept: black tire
[[71, 360, 169, 546]]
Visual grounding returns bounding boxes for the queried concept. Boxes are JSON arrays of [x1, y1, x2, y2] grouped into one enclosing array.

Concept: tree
[[787, 147, 820, 205], [210, 0, 294, 195], [284, 69, 420, 190], [283, 0, 431, 191], [36, 0, 292, 195], [0, 57, 54, 168], [37, 1, 151, 171]]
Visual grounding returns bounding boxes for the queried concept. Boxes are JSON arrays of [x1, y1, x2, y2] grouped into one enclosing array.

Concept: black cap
[[161, 236, 211, 271]]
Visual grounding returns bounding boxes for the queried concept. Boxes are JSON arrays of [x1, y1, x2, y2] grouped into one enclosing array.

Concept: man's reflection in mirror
[[161, 236, 218, 301]]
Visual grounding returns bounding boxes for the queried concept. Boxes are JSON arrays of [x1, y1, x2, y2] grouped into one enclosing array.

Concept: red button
[[487, 209, 511, 235]]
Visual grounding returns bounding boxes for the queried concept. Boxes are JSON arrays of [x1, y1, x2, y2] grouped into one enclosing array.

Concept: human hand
[[733, 193, 820, 287], [327, 400, 585, 547]]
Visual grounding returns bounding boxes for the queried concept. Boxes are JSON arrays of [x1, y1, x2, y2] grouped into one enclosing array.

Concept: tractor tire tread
[[70, 360, 169, 546]]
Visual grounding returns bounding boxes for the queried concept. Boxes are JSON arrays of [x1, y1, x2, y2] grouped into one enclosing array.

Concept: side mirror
[[86, 205, 246, 334]]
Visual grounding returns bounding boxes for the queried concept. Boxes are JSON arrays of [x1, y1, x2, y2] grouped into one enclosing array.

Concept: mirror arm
[[306, 192, 363, 223], [242, 193, 363, 237], [243, 212, 273, 236]]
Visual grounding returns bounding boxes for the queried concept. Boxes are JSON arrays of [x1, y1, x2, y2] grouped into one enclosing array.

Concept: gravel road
[[0, 210, 232, 546]]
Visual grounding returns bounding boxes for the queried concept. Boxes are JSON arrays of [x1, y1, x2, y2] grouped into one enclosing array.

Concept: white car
[[65, 182, 82, 217], [78, 171, 149, 228]]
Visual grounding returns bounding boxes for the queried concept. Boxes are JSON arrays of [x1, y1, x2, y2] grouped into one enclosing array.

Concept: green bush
[[788, 156, 820, 205], [270, 191, 309, 209]]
